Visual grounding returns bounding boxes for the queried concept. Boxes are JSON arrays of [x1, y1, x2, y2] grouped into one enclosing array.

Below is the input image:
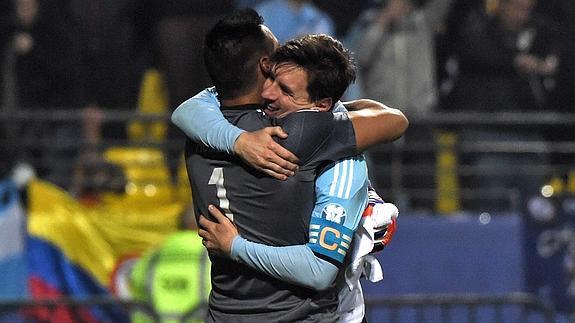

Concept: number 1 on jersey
[[208, 168, 234, 221]]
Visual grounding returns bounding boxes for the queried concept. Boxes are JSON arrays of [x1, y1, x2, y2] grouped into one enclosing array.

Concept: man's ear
[[314, 98, 333, 112], [259, 56, 272, 77]]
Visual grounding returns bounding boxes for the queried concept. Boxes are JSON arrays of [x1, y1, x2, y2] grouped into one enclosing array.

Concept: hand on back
[[234, 127, 299, 180]]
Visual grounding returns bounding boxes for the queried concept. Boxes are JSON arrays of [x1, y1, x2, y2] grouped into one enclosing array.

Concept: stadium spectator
[[436, 0, 485, 99], [3, 0, 80, 189], [172, 9, 406, 321], [346, 0, 453, 117], [345, 0, 453, 211], [12, 0, 76, 108], [5, 0, 146, 191], [237, 0, 369, 38], [256, 0, 335, 44], [444, 0, 560, 211]]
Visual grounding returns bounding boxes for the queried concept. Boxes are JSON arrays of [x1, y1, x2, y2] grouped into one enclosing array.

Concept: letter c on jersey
[[319, 227, 340, 251]]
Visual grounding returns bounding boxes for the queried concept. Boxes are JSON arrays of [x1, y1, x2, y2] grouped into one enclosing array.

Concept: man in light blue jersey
[[174, 9, 406, 322]]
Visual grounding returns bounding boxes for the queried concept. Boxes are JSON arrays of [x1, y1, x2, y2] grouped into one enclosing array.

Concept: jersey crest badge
[[322, 203, 346, 224]]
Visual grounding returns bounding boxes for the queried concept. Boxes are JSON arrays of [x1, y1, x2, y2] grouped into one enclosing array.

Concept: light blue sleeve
[[231, 237, 338, 290], [170, 87, 245, 154], [230, 156, 369, 290], [307, 156, 369, 263]]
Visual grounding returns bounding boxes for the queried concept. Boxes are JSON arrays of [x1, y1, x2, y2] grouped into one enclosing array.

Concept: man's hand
[[234, 127, 300, 180], [198, 205, 239, 257]]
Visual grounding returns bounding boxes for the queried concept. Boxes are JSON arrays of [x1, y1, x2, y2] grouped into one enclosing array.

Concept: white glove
[[371, 202, 399, 229]]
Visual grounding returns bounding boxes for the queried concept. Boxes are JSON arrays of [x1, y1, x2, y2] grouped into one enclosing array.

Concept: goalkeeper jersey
[[185, 104, 357, 322]]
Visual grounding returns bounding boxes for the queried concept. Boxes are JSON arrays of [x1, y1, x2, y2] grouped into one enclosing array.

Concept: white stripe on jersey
[[329, 162, 340, 196], [337, 160, 349, 198], [344, 160, 354, 199], [328, 159, 357, 199]]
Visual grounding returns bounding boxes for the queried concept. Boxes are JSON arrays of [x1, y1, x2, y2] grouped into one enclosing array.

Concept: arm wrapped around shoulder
[[277, 111, 356, 165]]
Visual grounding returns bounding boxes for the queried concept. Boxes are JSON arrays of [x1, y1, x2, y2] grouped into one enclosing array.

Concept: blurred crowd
[[1, 0, 575, 212]]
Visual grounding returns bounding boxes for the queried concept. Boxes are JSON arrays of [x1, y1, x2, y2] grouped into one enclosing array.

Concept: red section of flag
[[26, 276, 98, 323]]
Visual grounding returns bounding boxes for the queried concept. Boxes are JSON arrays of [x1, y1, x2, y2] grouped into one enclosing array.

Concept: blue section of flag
[[27, 237, 129, 322], [0, 257, 27, 299]]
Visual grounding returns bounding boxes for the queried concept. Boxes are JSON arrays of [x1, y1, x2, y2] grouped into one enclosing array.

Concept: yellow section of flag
[[27, 180, 182, 287]]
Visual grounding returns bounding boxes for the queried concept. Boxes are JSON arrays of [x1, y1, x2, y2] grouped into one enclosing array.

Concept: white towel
[[337, 215, 383, 322], [337, 202, 398, 322]]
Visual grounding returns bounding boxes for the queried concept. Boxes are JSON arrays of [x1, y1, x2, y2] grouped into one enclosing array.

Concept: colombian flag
[[26, 180, 184, 322]]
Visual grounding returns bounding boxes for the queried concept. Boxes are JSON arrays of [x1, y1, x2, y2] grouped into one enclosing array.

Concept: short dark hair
[[203, 9, 276, 99], [271, 34, 356, 104]]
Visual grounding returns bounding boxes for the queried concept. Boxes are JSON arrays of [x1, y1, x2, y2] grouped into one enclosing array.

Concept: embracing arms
[[199, 156, 370, 290], [171, 88, 408, 179]]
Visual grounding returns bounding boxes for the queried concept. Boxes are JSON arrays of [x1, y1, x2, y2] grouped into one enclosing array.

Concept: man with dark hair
[[173, 9, 407, 322], [203, 10, 277, 101], [268, 34, 356, 109]]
